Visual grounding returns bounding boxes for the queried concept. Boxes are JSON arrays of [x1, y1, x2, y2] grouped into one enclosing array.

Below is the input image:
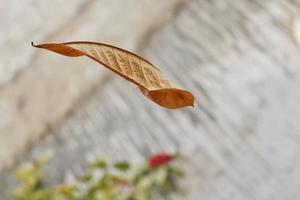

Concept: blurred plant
[[11, 153, 184, 200]]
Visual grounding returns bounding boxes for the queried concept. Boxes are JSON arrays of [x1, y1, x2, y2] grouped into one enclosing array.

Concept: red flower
[[148, 153, 174, 168]]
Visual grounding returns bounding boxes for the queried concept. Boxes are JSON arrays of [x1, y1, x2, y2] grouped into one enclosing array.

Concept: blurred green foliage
[[11, 154, 184, 200]]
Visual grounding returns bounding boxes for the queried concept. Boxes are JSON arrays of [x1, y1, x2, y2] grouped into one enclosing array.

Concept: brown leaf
[[32, 41, 194, 109]]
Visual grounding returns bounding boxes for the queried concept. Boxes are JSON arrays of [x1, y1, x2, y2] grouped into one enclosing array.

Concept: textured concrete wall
[[2, 1, 300, 200]]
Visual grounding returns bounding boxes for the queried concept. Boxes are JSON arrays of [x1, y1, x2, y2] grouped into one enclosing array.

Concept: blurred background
[[1, 0, 300, 199]]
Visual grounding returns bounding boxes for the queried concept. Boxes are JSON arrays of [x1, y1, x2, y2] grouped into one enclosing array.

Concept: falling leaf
[[32, 41, 194, 109]]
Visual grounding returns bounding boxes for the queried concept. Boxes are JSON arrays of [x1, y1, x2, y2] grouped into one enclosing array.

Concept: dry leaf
[[32, 41, 194, 109]]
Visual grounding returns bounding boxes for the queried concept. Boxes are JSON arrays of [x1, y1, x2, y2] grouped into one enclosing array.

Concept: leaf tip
[[189, 101, 195, 108], [191, 98, 195, 107], [31, 41, 40, 48], [140, 88, 195, 109]]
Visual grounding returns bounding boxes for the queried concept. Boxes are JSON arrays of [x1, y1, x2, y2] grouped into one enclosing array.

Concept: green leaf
[[35, 153, 52, 167], [90, 156, 109, 170], [30, 188, 51, 200], [170, 167, 185, 178], [14, 163, 37, 181], [132, 163, 150, 183], [55, 184, 76, 198], [78, 173, 92, 182], [153, 167, 168, 186], [114, 161, 130, 171]]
